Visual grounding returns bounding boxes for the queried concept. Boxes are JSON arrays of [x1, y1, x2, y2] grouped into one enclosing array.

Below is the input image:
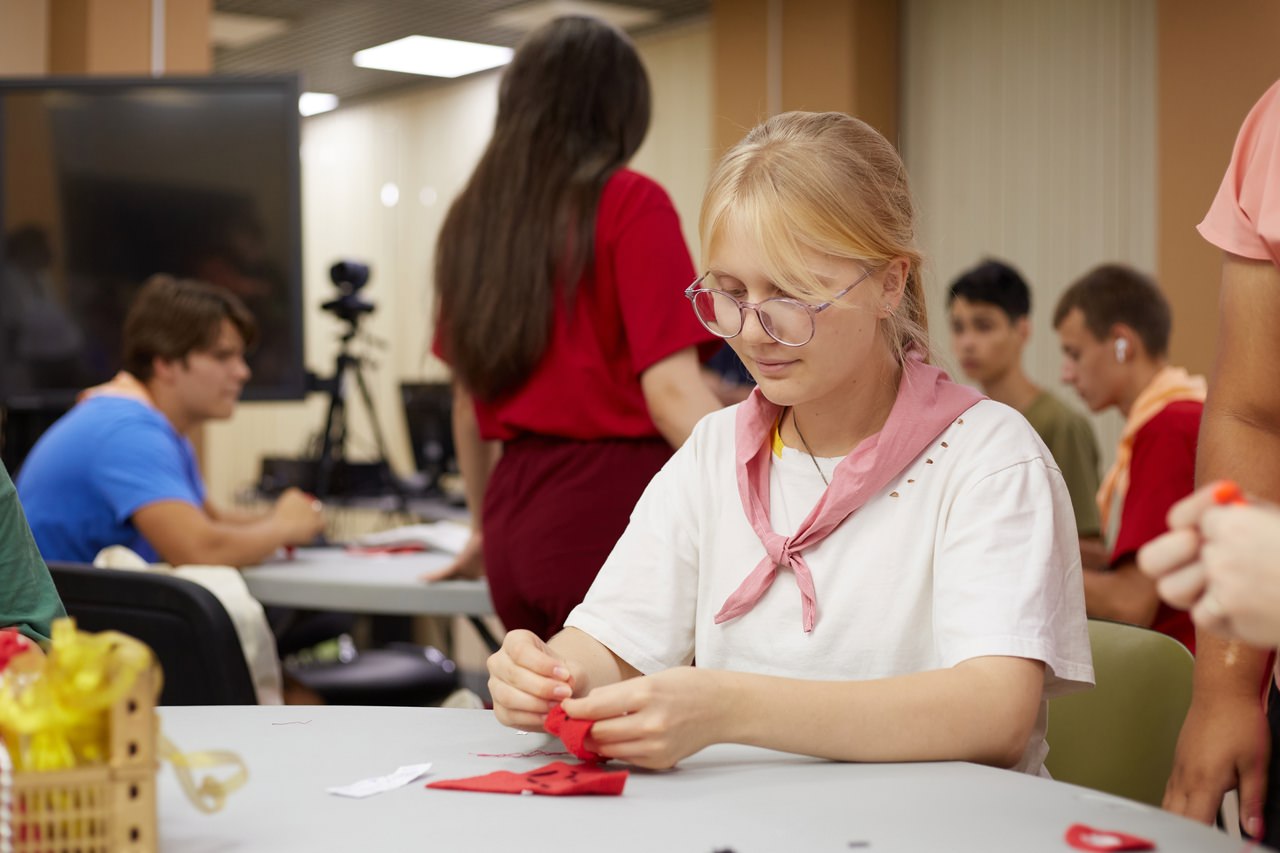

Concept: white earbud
[[1114, 338, 1129, 363]]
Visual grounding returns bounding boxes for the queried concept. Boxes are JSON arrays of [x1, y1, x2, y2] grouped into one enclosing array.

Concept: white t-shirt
[[565, 398, 1095, 775]]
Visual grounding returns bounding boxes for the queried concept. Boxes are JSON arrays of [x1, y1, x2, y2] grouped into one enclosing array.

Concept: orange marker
[[1213, 480, 1247, 506]]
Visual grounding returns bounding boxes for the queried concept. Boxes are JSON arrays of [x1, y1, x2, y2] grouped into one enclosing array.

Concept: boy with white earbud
[[1053, 263, 1205, 651]]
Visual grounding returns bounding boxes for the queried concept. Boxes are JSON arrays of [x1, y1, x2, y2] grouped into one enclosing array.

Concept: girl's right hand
[[420, 532, 484, 581], [487, 630, 575, 731]]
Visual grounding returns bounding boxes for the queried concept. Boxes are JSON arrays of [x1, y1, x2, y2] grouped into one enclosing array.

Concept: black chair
[[286, 641, 460, 707], [266, 608, 462, 706], [48, 562, 258, 706]]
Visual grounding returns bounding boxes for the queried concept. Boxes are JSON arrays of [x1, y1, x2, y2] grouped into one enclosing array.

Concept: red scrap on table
[[1064, 824, 1154, 852], [544, 703, 606, 763], [427, 705, 627, 796], [426, 761, 627, 796]]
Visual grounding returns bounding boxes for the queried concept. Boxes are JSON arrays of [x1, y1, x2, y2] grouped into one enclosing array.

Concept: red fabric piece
[[1109, 400, 1202, 654], [432, 168, 718, 443], [343, 544, 427, 555], [544, 704, 605, 763], [1064, 824, 1154, 851], [426, 761, 628, 796]]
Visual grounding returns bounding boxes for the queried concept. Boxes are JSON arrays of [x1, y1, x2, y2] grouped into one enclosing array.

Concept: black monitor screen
[[0, 76, 304, 405]]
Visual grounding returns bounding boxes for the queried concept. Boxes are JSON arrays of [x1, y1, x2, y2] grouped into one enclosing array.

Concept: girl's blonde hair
[[699, 111, 929, 363]]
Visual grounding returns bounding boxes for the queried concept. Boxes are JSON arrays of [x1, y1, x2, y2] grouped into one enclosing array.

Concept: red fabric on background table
[[343, 544, 427, 555], [545, 704, 605, 763], [426, 761, 628, 796]]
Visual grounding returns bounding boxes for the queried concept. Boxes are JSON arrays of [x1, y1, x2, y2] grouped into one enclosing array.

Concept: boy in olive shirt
[[948, 260, 1105, 565]]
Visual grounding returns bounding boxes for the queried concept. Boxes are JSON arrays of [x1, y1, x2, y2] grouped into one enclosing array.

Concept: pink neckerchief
[[715, 352, 984, 633]]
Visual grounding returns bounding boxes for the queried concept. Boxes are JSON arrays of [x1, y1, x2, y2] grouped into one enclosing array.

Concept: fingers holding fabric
[[561, 668, 723, 770], [488, 629, 575, 730]]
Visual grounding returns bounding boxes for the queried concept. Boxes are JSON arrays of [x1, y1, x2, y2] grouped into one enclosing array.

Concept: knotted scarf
[[1095, 366, 1207, 526], [78, 370, 155, 405], [714, 352, 983, 633]]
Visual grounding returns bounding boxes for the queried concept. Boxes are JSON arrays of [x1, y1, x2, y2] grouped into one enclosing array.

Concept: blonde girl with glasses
[[487, 111, 1094, 774]]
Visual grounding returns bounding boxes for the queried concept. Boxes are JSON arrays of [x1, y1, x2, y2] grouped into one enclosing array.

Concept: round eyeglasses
[[683, 267, 874, 347]]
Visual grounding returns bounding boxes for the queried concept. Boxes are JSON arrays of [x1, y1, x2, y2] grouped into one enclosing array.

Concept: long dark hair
[[434, 16, 651, 400]]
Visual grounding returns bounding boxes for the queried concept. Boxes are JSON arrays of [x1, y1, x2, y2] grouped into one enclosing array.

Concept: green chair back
[[1044, 618, 1194, 806]]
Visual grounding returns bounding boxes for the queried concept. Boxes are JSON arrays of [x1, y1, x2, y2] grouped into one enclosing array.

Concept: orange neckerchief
[[1096, 366, 1207, 525], [77, 371, 156, 407]]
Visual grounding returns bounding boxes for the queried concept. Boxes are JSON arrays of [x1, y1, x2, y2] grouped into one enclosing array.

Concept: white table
[[241, 546, 499, 650], [155, 705, 1246, 853], [241, 547, 492, 617]]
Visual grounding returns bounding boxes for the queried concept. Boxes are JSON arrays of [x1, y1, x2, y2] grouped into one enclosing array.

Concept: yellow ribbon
[[160, 735, 249, 814], [0, 618, 248, 815], [0, 618, 157, 772]]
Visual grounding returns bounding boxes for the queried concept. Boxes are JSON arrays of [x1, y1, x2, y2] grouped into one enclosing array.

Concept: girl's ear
[[879, 257, 910, 316]]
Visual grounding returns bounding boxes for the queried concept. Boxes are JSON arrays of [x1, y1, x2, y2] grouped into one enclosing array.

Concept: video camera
[[321, 259, 375, 324]]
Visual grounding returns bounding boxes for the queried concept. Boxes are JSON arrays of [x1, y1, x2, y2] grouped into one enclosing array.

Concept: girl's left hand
[[560, 667, 725, 770]]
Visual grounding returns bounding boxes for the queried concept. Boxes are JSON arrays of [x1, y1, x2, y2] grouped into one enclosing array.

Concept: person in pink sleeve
[[486, 111, 1093, 774], [1136, 78, 1280, 843]]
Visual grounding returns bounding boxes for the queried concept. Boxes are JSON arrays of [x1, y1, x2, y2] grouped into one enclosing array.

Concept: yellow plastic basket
[[3, 664, 159, 853]]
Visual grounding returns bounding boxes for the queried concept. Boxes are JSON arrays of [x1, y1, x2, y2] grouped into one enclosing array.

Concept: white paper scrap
[[355, 522, 471, 555], [326, 763, 433, 798]]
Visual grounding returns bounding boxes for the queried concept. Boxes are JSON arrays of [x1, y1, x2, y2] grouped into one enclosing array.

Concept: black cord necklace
[[788, 408, 830, 487]]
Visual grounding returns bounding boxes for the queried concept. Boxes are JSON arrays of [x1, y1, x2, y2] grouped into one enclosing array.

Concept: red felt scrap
[[344, 544, 427, 555], [544, 703, 606, 763], [1064, 824, 1154, 852], [426, 761, 628, 796]]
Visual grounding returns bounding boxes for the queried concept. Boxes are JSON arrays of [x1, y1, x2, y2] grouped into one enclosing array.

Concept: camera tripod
[[312, 314, 408, 510]]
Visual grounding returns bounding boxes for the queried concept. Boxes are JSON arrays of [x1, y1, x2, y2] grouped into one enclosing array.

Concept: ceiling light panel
[[353, 35, 514, 78], [298, 92, 339, 116], [210, 11, 290, 50], [491, 0, 660, 32]]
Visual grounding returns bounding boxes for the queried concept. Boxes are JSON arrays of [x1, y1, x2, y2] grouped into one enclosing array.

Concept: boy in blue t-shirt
[[17, 275, 324, 567]]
